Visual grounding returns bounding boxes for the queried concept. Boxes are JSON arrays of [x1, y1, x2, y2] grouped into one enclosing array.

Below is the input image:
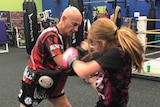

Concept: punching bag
[[147, 1, 156, 49], [23, 0, 39, 54], [126, 5, 129, 17], [123, 4, 130, 28], [68, 0, 84, 48]]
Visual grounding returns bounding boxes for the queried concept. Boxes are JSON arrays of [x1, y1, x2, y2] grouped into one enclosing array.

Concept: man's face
[[2, 16, 8, 23], [63, 15, 82, 36]]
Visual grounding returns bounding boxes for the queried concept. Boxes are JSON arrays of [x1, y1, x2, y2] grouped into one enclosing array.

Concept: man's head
[[1, 13, 8, 23], [57, 6, 82, 36]]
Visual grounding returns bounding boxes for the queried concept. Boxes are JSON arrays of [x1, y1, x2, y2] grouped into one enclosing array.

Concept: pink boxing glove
[[62, 47, 79, 68]]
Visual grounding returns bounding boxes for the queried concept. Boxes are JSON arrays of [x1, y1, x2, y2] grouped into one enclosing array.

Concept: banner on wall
[[10, 11, 25, 41]]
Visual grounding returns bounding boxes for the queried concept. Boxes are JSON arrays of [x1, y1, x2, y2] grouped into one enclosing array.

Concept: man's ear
[[61, 15, 67, 22]]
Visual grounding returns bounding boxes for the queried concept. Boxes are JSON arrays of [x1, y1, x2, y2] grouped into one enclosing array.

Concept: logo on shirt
[[50, 44, 63, 50]]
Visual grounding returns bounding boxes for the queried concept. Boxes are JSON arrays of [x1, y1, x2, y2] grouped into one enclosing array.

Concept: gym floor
[[0, 47, 160, 107]]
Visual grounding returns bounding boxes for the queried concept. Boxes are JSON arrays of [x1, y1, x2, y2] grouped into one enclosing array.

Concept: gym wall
[[42, 0, 160, 28], [83, 0, 160, 28], [0, 0, 42, 12], [42, 0, 68, 18]]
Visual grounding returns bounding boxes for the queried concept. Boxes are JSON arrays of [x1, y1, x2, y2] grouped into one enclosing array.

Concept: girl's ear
[[99, 40, 106, 49]]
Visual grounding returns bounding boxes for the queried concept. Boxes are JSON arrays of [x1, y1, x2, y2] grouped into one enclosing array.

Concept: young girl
[[62, 18, 144, 107]]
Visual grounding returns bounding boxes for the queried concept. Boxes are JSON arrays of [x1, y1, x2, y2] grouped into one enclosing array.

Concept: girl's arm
[[72, 60, 102, 79]]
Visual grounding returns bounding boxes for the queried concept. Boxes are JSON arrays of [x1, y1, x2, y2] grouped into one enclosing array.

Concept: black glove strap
[[76, 46, 88, 57]]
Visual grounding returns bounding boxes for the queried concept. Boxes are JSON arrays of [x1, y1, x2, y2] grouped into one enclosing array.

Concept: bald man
[[18, 6, 82, 107]]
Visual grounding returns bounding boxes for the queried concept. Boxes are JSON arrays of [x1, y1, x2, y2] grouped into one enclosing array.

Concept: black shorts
[[18, 66, 68, 107]]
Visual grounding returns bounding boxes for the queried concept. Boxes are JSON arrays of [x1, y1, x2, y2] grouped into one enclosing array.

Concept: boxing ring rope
[[136, 17, 160, 59], [132, 17, 160, 81], [138, 31, 160, 34], [136, 18, 160, 22], [122, 17, 160, 60]]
